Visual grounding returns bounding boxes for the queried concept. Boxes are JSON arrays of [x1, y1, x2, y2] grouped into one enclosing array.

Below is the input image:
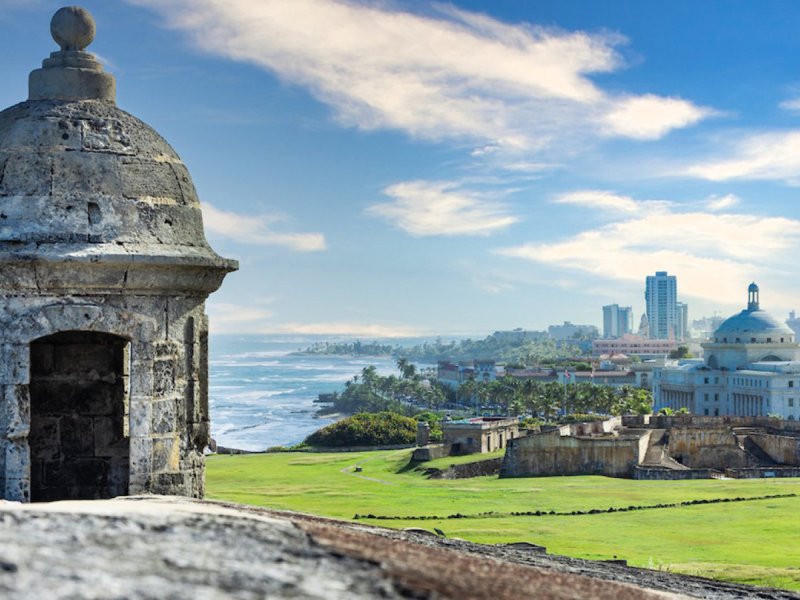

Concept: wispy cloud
[[207, 302, 274, 327], [497, 192, 800, 305], [272, 321, 425, 337], [601, 94, 711, 140], [780, 98, 800, 112], [553, 190, 639, 213], [685, 130, 800, 182], [127, 0, 710, 151], [206, 301, 421, 336], [202, 203, 326, 251], [367, 180, 518, 236], [706, 193, 739, 211], [274, 321, 426, 338]]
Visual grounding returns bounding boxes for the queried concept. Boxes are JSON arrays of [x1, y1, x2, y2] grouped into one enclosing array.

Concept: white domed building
[[653, 284, 800, 419]]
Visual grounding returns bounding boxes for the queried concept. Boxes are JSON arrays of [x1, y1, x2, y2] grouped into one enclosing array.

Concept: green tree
[[668, 345, 694, 359]]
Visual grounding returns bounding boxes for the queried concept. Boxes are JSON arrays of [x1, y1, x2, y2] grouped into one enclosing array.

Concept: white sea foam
[[208, 335, 400, 449]]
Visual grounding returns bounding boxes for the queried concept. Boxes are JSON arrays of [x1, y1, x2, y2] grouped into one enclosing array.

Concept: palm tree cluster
[[321, 361, 448, 416], [456, 376, 653, 420], [322, 360, 653, 422]]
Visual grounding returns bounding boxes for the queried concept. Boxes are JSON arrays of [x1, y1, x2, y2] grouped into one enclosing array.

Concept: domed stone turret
[[0, 7, 237, 502]]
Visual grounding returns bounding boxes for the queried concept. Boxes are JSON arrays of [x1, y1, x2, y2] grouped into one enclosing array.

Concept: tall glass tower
[[603, 304, 633, 338], [645, 271, 678, 339]]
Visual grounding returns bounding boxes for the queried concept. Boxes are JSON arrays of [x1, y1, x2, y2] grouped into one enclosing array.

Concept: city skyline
[[2, 2, 800, 336]]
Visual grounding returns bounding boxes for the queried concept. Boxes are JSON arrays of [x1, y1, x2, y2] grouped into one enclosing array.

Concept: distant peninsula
[[296, 333, 583, 365]]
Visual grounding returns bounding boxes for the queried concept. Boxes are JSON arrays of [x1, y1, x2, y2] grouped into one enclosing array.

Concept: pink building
[[592, 334, 677, 358]]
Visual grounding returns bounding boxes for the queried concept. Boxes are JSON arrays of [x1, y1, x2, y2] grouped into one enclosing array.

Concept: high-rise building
[[645, 271, 678, 340], [676, 302, 689, 341], [602, 304, 633, 338]]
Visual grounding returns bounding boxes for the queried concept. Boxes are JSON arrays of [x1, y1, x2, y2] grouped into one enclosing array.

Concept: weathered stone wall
[[648, 414, 800, 432], [726, 466, 800, 478], [748, 433, 800, 465], [428, 457, 503, 480], [411, 444, 449, 462], [501, 430, 643, 478], [443, 420, 519, 455], [633, 467, 722, 480], [0, 295, 211, 501], [668, 427, 755, 469]]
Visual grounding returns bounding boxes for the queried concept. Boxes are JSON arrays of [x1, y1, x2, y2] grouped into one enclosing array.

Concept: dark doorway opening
[[29, 331, 130, 502]]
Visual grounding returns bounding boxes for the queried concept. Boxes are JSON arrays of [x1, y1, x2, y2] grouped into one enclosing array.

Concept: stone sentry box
[[0, 7, 236, 501]]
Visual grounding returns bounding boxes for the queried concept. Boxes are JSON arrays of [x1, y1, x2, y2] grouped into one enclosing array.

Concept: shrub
[[561, 413, 607, 424], [305, 412, 417, 447], [414, 411, 443, 442]]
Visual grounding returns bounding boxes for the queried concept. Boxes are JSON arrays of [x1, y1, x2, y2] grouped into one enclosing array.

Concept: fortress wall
[[649, 415, 800, 431], [638, 430, 652, 460], [668, 427, 753, 469], [748, 433, 800, 465], [501, 430, 643, 478]]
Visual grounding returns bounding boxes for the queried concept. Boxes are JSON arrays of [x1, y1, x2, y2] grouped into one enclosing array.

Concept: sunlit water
[[209, 335, 409, 451]]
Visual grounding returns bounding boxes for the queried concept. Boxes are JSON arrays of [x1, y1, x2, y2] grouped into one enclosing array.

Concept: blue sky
[[2, 1, 800, 337]]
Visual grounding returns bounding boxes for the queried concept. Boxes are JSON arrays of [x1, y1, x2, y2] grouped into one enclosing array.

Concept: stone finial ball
[[51, 6, 96, 51]]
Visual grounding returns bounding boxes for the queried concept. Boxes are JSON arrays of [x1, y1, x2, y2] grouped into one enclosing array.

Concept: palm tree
[[361, 365, 378, 388], [396, 357, 409, 378], [396, 356, 418, 380], [458, 378, 476, 407]]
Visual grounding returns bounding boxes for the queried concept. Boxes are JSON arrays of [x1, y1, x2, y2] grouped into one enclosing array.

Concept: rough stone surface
[[0, 496, 796, 599], [51, 7, 96, 51], [0, 7, 237, 502]]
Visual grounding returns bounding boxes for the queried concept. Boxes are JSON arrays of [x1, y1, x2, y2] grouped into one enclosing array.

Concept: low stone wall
[[412, 444, 449, 462], [428, 458, 503, 480], [633, 467, 722, 480], [649, 415, 800, 432], [309, 444, 416, 453], [501, 430, 643, 478], [725, 467, 800, 479]]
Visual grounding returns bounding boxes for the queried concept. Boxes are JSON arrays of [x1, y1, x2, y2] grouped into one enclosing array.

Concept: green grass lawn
[[207, 449, 800, 591]]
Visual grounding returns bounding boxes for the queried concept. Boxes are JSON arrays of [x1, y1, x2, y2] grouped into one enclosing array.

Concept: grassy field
[[206, 449, 800, 591]]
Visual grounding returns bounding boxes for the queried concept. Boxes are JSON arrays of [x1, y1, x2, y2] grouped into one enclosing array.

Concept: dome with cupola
[[713, 283, 794, 343]]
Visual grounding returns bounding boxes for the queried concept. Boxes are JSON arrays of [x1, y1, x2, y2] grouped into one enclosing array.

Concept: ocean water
[[209, 335, 405, 451]]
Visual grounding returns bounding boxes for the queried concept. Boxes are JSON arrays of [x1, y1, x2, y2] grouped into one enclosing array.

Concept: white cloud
[[206, 301, 421, 336], [127, 0, 709, 149], [205, 301, 276, 333], [780, 98, 800, 111], [706, 194, 739, 211], [602, 94, 711, 140], [686, 130, 800, 182], [497, 193, 800, 305], [366, 180, 518, 236], [202, 203, 326, 251], [553, 190, 640, 213], [207, 302, 273, 324]]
